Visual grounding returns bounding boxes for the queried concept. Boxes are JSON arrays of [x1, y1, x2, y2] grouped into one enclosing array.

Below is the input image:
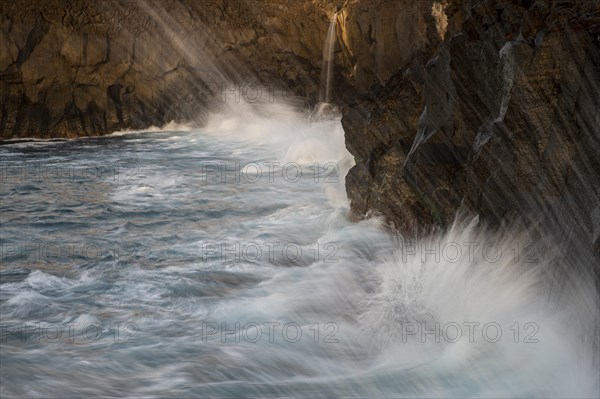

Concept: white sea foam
[[1, 102, 597, 398]]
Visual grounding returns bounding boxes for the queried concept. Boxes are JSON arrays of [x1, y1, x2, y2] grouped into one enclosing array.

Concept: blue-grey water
[[1, 106, 598, 398]]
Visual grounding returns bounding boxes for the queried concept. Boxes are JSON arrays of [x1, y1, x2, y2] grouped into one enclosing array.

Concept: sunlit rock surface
[[0, 0, 340, 138]]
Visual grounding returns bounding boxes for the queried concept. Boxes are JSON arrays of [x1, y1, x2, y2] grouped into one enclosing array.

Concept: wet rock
[[0, 0, 333, 138], [340, 0, 600, 269]]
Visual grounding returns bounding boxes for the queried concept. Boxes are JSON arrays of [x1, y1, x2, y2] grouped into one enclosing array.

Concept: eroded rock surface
[[1, 0, 340, 138], [340, 0, 600, 268]]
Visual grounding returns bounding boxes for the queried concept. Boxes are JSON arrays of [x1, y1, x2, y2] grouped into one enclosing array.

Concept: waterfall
[[318, 13, 338, 105]]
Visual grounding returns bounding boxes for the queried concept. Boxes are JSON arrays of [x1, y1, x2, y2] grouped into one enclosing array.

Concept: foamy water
[[0, 105, 598, 398]]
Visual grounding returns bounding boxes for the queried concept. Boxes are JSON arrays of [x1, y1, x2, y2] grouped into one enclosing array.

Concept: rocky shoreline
[[2, 0, 599, 267]]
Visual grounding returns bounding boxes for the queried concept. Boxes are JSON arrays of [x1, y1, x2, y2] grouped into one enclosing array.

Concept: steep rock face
[[336, 0, 436, 92], [0, 0, 444, 139], [341, 0, 600, 265], [2, 0, 599, 263], [0, 0, 338, 138]]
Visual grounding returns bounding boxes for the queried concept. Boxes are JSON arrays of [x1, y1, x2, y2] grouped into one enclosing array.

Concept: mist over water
[[1, 104, 598, 398]]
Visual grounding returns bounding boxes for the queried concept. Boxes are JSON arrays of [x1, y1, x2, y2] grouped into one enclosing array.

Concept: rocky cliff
[[2, 0, 599, 265], [338, 0, 600, 269], [0, 0, 343, 138]]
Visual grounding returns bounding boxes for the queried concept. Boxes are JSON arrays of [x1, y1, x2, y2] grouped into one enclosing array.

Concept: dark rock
[[340, 0, 600, 270], [0, 0, 336, 138]]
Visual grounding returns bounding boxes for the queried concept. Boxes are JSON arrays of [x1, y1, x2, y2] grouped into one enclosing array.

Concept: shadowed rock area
[[339, 0, 600, 272]]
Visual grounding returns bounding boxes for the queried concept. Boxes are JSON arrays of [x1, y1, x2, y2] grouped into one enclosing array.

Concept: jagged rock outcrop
[[0, 0, 339, 138], [340, 0, 600, 268]]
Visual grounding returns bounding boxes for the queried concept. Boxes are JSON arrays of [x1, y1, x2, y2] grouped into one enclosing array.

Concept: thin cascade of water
[[318, 13, 338, 105]]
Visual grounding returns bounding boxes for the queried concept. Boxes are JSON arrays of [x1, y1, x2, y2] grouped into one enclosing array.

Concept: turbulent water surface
[[0, 106, 598, 398]]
